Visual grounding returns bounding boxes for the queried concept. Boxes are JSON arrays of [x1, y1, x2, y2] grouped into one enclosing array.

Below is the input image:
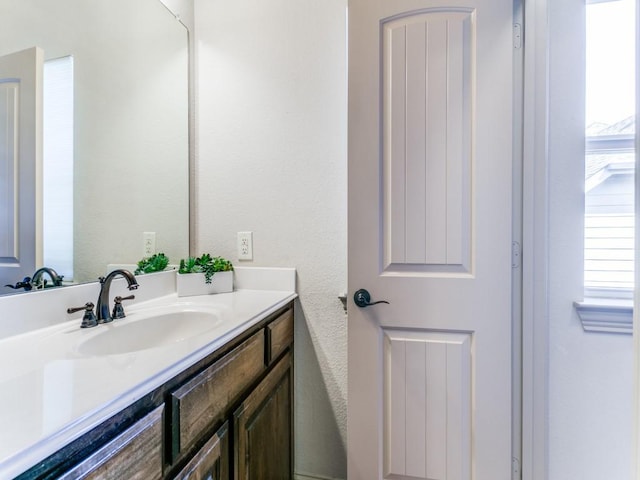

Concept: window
[[576, 0, 636, 332], [584, 0, 635, 300]]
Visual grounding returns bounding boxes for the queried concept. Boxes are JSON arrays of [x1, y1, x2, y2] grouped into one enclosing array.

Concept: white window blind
[[43, 56, 74, 281]]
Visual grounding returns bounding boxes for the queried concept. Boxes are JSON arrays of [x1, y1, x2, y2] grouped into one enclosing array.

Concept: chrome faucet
[[96, 269, 139, 323], [31, 267, 64, 289]]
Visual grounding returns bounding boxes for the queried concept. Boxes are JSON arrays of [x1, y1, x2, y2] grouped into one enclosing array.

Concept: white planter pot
[[176, 271, 233, 297]]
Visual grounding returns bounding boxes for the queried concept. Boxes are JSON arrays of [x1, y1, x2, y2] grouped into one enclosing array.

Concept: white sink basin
[[76, 307, 223, 356]]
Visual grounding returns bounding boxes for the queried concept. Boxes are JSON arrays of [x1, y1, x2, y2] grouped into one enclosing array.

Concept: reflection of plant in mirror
[[179, 254, 234, 284], [135, 253, 170, 275]]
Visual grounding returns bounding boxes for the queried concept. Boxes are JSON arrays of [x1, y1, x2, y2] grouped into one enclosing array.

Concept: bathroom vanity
[[0, 268, 296, 480]]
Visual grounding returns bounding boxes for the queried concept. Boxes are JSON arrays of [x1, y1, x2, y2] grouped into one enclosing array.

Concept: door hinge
[[512, 457, 522, 480], [512, 241, 522, 268], [513, 23, 522, 49]]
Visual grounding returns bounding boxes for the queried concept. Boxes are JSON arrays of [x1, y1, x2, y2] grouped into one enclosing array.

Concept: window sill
[[574, 298, 633, 334]]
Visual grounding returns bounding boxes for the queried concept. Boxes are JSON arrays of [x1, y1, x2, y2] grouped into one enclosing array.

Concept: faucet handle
[[112, 295, 135, 319], [67, 302, 98, 328], [4, 277, 33, 291]]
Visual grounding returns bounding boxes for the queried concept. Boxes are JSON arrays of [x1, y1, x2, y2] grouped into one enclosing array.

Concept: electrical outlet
[[143, 232, 156, 257], [237, 231, 253, 260]]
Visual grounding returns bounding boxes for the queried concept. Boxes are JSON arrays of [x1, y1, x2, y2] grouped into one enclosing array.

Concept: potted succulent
[[177, 253, 234, 297], [134, 253, 170, 275]]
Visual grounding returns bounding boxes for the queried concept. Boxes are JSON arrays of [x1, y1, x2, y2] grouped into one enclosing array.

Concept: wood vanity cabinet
[[170, 307, 294, 480], [18, 303, 294, 480]]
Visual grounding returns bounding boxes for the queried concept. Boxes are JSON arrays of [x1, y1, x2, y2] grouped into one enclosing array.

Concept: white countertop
[[0, 285, 296, 479]]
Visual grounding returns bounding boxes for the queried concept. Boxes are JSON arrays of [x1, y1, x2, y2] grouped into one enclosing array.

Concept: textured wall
[[547, 1, 634, 478], [193, 1, 348, 478]]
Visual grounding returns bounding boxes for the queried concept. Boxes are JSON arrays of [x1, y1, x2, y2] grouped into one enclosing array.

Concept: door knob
[[353, 289, 390, 308]]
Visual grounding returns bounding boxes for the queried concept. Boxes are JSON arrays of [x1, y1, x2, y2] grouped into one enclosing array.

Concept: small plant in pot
[[135, 253, 170, 275], [177, 254, 234, 297]]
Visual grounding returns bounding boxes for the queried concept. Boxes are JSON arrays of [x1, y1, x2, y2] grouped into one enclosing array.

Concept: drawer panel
[[266, 308, 293, 364], [58, 405, 164, 480], [170, 330, 265, 460]]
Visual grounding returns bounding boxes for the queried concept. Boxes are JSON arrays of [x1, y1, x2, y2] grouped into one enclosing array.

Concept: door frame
[[520, 0, 550, 478], [508, 0, 551, 477], [634, 0, 640, 475]]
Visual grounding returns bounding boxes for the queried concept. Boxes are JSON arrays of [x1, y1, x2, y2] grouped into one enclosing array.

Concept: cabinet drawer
[[58, 405, 164, 480], [266, 308, 293, 364], [171, 330, 265, 460]]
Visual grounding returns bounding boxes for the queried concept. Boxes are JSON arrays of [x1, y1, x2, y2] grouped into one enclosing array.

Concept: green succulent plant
[[178, 254, 233, 284], [135, 253, 169, 275]]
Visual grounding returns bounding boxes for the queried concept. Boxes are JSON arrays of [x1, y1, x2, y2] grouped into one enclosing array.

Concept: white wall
[[548, 1, 634, 478], [193, 1, 348, 478]]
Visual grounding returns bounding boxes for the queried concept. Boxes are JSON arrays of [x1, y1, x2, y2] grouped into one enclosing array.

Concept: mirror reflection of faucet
[[31, 267, 64, 289], [4, 267, 64, 291]]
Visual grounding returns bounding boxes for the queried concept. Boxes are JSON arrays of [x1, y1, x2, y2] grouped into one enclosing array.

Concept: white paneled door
[[0, 47, 43, 289], [347, 1, 515, 479]]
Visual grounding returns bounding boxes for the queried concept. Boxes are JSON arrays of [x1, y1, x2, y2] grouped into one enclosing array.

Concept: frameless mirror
[[0, 0, 189, 294]]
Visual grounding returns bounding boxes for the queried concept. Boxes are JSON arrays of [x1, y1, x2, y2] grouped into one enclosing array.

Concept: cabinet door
[[234, 351, 292, 480], [57, 405, 164, 480], [174, 422, 229, 480]]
